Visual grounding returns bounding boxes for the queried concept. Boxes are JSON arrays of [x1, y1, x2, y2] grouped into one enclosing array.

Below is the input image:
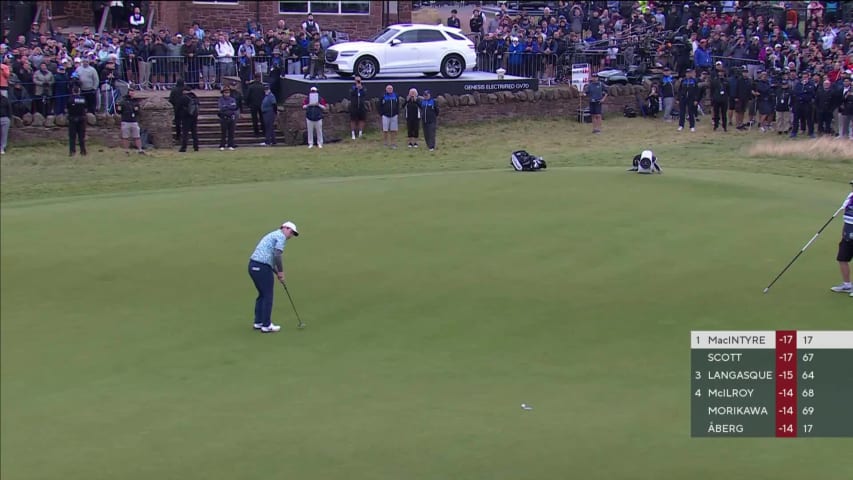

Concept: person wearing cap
[[420, 89, 439, 151], [218, 86, 238, 150], [66, 84, 87, 156], [677, 68, 699, 132], [246, 72, 266, 137], [177, 84, 199, 152], [117, 90, 144, 155], [303, 86, 327, 148], [53, 63, 69, 115], [248, 221, 300, 332], [830, 181, 853, 297], [261, 83, 278, 146]]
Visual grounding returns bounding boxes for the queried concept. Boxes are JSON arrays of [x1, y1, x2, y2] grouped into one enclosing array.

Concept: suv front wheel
[[440, 54, 465, 79], [355, 57, 379, 79]]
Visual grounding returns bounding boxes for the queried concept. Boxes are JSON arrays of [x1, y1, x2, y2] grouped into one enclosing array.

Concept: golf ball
[[521, 403, 533, 410]]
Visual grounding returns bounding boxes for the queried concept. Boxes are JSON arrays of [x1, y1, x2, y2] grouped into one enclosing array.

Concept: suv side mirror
[[390, 38, 402, 46]]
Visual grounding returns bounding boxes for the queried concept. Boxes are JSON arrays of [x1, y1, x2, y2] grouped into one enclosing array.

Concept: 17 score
[[777, 352, 814, 361]]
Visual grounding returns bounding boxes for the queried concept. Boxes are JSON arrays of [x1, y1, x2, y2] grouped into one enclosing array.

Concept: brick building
[[21, 1, 412, 40]]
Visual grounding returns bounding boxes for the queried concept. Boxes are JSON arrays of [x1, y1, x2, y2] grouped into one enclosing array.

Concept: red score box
[[775, 330, 798, 437]]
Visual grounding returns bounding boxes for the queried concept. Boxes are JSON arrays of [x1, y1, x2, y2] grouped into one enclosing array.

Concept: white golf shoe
[[253, 323, 263, 330], [261, 323, 281, 333], [830, 284, 852, 293]]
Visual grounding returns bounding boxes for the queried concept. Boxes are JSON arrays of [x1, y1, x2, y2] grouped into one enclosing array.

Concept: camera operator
[[67, 84, 87, 156], [116, 90, 144, 155], [99, 56, 118, 114]]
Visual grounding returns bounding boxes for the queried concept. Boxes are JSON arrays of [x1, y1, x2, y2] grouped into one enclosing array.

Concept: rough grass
[[2, 117, 850, 203], [747, 136, 853, 161]]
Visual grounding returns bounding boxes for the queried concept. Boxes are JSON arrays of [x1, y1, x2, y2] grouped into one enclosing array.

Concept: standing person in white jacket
[[215, 34, 235, 88]]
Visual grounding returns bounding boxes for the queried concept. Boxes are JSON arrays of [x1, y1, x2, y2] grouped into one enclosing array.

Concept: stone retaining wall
[[279, 85, 654, 145], [7, 85, 657, 149]]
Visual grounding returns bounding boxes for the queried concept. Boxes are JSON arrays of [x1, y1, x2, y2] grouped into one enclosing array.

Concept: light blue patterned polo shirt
[[250, 230, 286, 267]]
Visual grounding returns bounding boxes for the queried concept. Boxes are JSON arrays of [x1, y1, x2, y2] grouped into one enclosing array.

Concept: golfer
[[830, 180, 853, 297], [248, 221, 299, 333]]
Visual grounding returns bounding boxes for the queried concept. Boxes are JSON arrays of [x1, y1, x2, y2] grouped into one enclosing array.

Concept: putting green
[[2, 167, 850, 480]]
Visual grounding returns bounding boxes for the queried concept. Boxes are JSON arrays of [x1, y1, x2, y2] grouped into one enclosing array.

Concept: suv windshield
[[369, 28, 400, 43]]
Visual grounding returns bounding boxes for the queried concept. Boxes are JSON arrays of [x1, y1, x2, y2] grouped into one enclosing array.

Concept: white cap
[[281, 221, 299, 236], [310, 86, 318, 92], [641, 149, 653, 160]]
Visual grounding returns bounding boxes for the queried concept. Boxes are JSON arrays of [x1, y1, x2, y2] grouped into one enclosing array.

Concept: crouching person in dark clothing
[[67, 85, 88, 156], [420, 89, 439, 151], [178, 85, 199, 152]]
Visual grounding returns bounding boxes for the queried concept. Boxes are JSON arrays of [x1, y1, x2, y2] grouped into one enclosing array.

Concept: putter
[[278, 278, 305, 329], [763, 206, 844, 293]]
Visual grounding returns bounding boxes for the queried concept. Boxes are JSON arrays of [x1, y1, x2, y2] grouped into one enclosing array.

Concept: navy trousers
[[263, 111, 276, 145], [248, 260, 274, 327]]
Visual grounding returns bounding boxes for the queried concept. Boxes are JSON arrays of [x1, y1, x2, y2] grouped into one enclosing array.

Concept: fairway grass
[[2, 118, 852, 479]]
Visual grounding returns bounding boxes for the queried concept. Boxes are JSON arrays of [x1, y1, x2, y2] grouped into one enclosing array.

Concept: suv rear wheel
[[440, 55, 464, 79]]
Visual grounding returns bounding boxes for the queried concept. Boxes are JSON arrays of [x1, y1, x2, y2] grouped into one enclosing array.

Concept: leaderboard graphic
[[691, 330, 853, 437]]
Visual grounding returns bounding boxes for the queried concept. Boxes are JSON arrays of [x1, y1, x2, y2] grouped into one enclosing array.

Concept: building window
[[278, 1, 370, 15]]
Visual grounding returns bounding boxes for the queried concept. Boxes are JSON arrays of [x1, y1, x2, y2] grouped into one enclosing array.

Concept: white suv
[[324, 24, 476, 80]]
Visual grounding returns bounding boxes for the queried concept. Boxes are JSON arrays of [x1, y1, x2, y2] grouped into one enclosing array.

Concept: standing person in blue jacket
[[261, 84, 278, 146], [248, 221, 300, 333], [380, 84, 400, 149], [660, 66, 676, 122], [791, 71, 816, 138], [678, 68, 700, 132], [420, 89, 439, 151]]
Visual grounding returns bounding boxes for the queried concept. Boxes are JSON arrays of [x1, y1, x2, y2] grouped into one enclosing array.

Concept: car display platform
[[280, 71, 539, 103]]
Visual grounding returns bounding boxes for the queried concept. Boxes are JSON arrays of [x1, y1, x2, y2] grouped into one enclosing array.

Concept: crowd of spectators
[[0, 9, 340, 118], [0, 1, 851, 141]]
